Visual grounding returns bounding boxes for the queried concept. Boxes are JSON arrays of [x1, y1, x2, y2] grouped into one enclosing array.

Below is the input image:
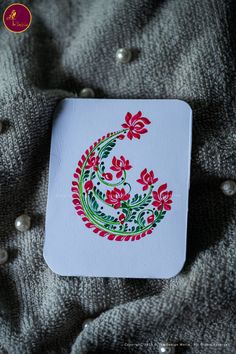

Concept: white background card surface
[[44, 99, 192, 278]]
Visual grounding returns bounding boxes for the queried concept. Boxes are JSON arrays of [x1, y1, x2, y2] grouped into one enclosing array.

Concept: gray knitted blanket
[[0, 0, 235, 353]]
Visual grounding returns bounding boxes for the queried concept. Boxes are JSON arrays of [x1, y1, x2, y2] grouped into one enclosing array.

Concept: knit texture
[[0, 0, 235, 353]]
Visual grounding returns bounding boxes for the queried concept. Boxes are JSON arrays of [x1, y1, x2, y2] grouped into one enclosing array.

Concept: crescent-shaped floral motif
[[72, 111, 173, 241]]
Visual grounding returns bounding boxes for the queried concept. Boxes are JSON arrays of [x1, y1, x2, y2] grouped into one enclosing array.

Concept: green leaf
[[88, 192, 99, 211], [101, 140, 116, 159], [154, 210, 166, 224], [130, 195, 153, 211], [121, 208, 129, 217], [93, 186, 105, 200], [130, 193, 143, 204], [83, 170, 90, 182], [91, 171, 96, 180], [123, 223, 128, 232], [95, 210, 118, 222], [140, 218, 145, 227], [127, 212, 137, 222], [138, 211, 145, 227]]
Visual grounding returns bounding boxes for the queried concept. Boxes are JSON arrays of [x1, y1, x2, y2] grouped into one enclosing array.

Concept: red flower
[[84, 180, 93, 193], [102, 172, 113, 181], [122, 111, 151, 140], [147, 214, 155, 224], [85, 152, 100, 171], [110, 156, 132, 178], [105, 188, 130, 209], [118, 213, 126, 224], [117, 134, 125, 140], [137, 168, 158, 191], [152, 183, 173, 211]]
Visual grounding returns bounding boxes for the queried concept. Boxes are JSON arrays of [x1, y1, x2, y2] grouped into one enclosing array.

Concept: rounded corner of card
[[43, 246, 67, 276], [173, 99, 192, 115], [164, 258, 186, 279]]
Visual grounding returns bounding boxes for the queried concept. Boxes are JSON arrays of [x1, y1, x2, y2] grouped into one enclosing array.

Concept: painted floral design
[[72, 111, 173, 241], [85, 152, 100, 171], [147, 214, 155, 224], [110, 156, 132, 178], [105, 188, 130, 209], [121, 111, 151, 140], [152, 183, 173, 211], [118, 213, 126, 224], [137, 168, 158, 191], [84, 180, 93, 193], [102, 172, 113, 181]]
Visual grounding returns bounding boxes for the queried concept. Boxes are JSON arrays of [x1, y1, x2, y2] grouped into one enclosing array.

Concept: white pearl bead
[[79, 88, 95, 98], [82, 318, 93, 329], [0, 249, 8, 265], [220, 180, 236, 196], [159, 345, 174, 353], [116, 48, 132, 63], [0, 121, 3, 133], [15, 214, 31, 232]]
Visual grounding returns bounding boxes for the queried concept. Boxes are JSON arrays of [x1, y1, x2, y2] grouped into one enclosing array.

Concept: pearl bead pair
[[79, 48, 132, 99], [0, 214, 31, 265]]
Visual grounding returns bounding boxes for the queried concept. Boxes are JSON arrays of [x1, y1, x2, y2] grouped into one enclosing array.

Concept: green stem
[[136, 209, 154, 227], [96, 169, 126, 187], [93, 187, 113, 208], [127, 185, 153, 209], [96, 129, 130, 188], [124, 181, 131, 193], [121, 223, 126, 232], [86, 193, 119, 225], [98, 129, 127, 161]]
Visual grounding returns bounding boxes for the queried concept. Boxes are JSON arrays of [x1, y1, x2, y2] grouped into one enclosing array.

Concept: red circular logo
[[3, 3, 32, 33]]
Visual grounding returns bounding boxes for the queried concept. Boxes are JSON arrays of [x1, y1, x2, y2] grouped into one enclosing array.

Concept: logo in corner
[[3, 3, 32, 33]]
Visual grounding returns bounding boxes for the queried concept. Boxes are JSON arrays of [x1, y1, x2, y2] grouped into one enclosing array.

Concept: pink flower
[[137, 168, 158, 191], [110, 156, 132, 178], [85, 152, 100, 171], [122, 111, 151, 140], [152, 183, 173, 211], [105, 188, 130, 209], [147, 214, 155, 224], [102, 172, 113, 181], [84, 180, 93, 193], [118, 213, 126, 224]]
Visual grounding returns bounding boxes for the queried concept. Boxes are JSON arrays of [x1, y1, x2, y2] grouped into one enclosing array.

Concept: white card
[[44, 99, 192, 278]]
